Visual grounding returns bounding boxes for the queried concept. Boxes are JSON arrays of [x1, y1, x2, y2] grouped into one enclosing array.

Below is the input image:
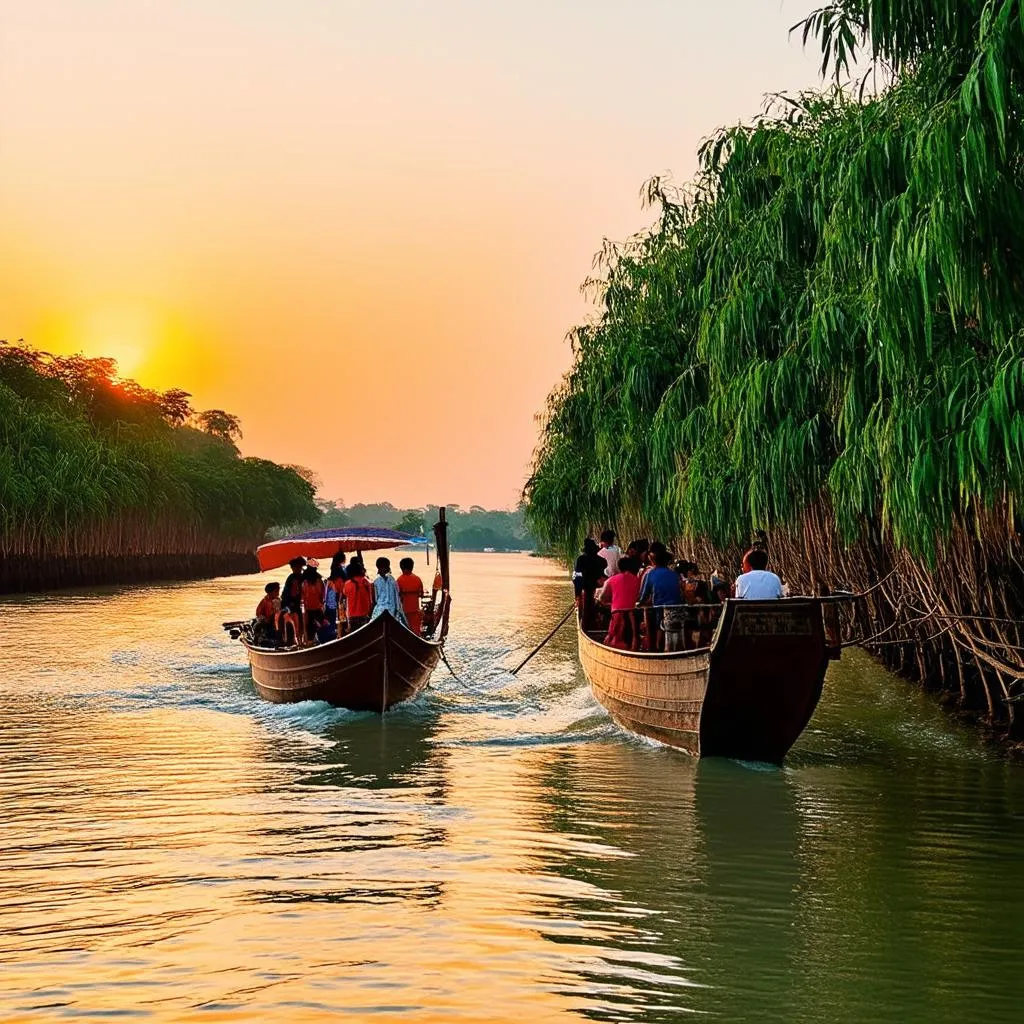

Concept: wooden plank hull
[[578, 631, 709, 756], [243, 612, 440, 712], [578, 599, 832, 763]]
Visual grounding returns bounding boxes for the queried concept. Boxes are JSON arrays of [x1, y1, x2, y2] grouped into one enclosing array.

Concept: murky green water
[[1, 553, 1021, 1022]]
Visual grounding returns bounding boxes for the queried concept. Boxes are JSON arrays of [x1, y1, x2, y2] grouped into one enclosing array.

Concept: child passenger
[[598, 556, 641, 650], [397, 557, 425, 635], [254, 582, 281, 646]]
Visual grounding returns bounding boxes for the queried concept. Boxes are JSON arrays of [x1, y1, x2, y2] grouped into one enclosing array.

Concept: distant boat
[[229, 510, 452, 713], [483, 546, 496, 553], [577, 597, 844, 763]]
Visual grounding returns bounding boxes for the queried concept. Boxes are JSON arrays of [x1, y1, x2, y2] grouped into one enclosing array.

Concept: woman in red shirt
[[597, 556, 641, 650]]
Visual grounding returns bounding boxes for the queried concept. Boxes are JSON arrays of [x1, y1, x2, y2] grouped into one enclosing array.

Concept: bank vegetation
[[525, 1, 1024, 740], [0, 341, 318, 592]]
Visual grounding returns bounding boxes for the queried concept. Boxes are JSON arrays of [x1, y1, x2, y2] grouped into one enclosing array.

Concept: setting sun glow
[[0, 1, 824, 506]]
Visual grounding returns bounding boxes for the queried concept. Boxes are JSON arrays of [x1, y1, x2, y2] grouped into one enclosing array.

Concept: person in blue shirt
[[638, 546, 682, 650]]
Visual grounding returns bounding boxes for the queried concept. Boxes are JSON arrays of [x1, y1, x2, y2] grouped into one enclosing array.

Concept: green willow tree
[[526, 1, 1024, 735], [0, 341, 318, 589]]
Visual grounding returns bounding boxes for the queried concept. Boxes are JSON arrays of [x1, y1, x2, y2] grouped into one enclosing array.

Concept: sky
[[1, 1, 823, 509]]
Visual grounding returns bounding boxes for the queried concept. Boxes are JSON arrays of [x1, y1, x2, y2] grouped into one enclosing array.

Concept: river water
[[1, 552, 1022, 1022]]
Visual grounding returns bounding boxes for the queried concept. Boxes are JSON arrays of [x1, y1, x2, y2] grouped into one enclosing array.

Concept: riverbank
[[0, 552, 258, 595]]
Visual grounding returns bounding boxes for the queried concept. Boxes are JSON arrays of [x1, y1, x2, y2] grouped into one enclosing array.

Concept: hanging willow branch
[[524, 3, 1024, 738]]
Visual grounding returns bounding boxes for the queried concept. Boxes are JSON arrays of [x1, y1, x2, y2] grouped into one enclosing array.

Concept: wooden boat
[[232, 509, 452, 713], [578, 597, 842, 763], [242, 610, 441, 711]]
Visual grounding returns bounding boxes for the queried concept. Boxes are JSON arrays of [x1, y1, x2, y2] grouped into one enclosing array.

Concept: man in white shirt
[[598, 529, 622, 577], [734, 548, 784, 600]]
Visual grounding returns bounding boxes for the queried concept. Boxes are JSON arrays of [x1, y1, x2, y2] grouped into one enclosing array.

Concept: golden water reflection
[[1, 554, 1023, 1021]]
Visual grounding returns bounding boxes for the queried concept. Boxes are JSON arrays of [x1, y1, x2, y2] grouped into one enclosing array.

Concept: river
[[1, 552, 1022, 1022]]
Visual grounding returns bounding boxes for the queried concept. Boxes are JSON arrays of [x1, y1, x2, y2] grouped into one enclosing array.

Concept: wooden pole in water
[[434, 507, 452, 641]]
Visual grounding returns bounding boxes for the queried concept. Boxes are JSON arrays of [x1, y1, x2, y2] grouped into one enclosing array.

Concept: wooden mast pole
[[434, 506, 451, 641]]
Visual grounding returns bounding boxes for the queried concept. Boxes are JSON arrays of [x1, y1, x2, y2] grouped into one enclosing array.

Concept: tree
[[195, 409, 243, 448], [524, 1, 1024, 735], [395, 510, 426, 536]]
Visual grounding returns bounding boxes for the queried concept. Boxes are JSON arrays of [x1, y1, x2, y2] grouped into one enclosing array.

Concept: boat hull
[[243, 612, 440, 712], [579, 599, 832, 763]]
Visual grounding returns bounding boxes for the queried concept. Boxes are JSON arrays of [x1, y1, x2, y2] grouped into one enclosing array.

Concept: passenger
[[254, 582, 281, 646], [397, 557, 425, 635], [573, 538, 608, 631], [638, 546, 682, 651], [598, 529, 622, 577], [639, 540, 667, 583], [329, 550, 348, 581], [598, 556, 641, 649], [626, 538, 649, 562], [280, 555, 306, 616], [301, 565, 326, 642], [734, 548, 784, 600], [678, 561, 702, 605], [343, 561, 374, 632], [662, 606, 686, 651], [690, 580, 715, 648], [711, 563, 730, 591], [662, 564, 689, 651], [371, 557, 407, 624], [280, 556, 306, 644], [325, 565, 346, 634]]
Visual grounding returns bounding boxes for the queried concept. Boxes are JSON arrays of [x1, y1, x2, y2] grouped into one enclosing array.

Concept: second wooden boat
[[579, 598, 841, 763]]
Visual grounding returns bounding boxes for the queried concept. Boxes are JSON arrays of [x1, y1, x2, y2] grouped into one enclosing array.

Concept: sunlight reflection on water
[[1, 553, 1022, 1022]]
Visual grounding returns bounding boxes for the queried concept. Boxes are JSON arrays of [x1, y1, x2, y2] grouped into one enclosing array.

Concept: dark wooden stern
[[578, 598, 835, 763]]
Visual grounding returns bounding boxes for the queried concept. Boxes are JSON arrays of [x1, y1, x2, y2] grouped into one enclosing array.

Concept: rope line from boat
[[510, 603, 578, 676], [438, 644, 462, 684]]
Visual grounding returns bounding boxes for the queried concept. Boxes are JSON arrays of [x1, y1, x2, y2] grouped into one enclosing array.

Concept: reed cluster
[[525, 2, 1024, 738], [0, 342, 318, 590]]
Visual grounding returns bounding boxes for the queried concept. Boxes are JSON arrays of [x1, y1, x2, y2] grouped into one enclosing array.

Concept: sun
[[97, 338, 145, 378], [77, 307, 157, 380], [37, 303, 200, 390]]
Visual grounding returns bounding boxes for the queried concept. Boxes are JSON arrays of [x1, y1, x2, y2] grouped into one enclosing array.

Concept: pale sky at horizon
[[2, 1, 822, 509]]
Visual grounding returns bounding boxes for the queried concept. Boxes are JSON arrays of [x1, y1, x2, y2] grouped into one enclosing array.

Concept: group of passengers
[[574, 530, 784, 652], [254, 551, 434, 647]]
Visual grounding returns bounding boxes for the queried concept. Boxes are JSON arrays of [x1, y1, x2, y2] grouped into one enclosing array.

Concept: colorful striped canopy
[[257, 527, 427, 572]]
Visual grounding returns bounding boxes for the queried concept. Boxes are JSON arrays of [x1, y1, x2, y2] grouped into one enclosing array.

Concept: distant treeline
[[0, 341, 319, 592], [281, 501, 536, 553]]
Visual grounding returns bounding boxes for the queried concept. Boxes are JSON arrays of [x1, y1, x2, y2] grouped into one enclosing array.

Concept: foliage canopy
[[525, 1, 1024, 562], [0, 341, 318, 558]]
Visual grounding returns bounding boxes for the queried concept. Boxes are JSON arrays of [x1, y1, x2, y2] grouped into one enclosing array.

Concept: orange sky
[[1, 1, 822, 508]]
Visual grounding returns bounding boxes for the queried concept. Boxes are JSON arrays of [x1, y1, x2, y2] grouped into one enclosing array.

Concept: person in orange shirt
[[301, 565, 326, 643], [254, 582, 281, 646], [343, 560, 374, 633], [397, 557, 425, 636]]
